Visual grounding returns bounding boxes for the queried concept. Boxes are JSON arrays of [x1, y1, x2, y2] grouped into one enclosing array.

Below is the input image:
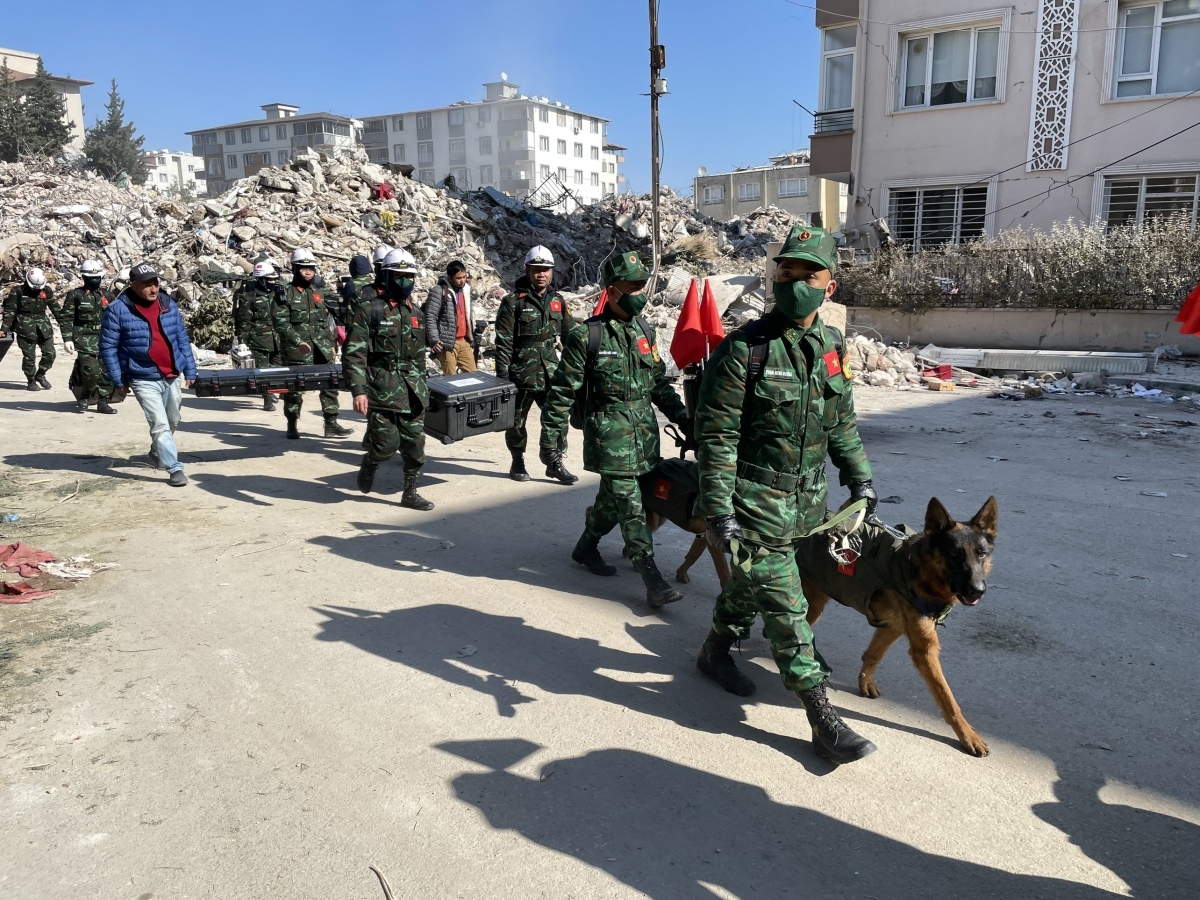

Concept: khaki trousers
[[438, 339, 476, 375]]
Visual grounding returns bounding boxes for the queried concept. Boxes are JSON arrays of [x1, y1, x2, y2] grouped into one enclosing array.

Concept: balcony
[[813, 110, 854, 134]]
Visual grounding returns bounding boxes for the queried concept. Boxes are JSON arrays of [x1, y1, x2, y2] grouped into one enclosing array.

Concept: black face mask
[[83, 277, 103, 291], [387, 273, 415, 300], [256, 277, 278, 291]]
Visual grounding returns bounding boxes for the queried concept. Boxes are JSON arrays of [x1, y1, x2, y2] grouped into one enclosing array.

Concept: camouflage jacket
[[336, 274, 376, 325], [343, 291, 428, 414], [2, 286, 59, 339], [59, 287, 114, 353], [494, 279, 575, 391], [542, 312, 688, 477], [273, 283, 335, 364], [695, 310, 872, 548], [233, 283, 281, 348]]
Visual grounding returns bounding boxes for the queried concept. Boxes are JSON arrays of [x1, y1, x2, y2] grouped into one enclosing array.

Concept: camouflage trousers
[[364, 407, 426, 474], [17, 333, 55, 379], [68, 352, 113, 401], [711, 539, 831, 692], [283, 346, 339, 418], [244, 336, 277, 369], [580, 475, 653, 563], [505, 388, 566, 455]]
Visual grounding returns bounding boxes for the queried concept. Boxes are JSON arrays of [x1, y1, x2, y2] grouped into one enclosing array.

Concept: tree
[[0, 59, 29, 163], [83, 80, 146, 182], [21, 57, 73, 157]]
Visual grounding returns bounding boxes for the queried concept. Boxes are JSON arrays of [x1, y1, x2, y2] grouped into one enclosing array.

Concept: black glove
[[706, 514, 744, 553], [850, 480, 880, 524], [496, 369, 509, 381]]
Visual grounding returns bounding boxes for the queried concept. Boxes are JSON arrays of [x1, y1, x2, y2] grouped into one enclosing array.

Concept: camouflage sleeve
[[57, 291, 76, 342], [49, 288, 66, 329], [649, 328, 688, 425], [343, 304, 371, 397], [272, 290, 303, 348], [560, 303, 577, 342], [493, 295, 515, 379], [232, 288, 247, 336], [1, 290, 12, 332], [539, 323, 589, 451], [694, 335, 749, 519], [827, 382, 873, 486]]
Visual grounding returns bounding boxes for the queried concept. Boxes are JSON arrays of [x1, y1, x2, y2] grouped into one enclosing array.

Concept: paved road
[[1, 358, 1197, 899]]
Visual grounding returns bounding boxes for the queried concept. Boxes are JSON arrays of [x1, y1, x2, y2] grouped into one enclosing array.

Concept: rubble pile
[[0, 154, 801, 350], [844, 334, 921, 389]]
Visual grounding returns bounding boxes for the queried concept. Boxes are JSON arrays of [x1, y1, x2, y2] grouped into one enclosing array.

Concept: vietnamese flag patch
[[654, 479, 671, 500], [411, 316, 420, 328], [550, 299, 562, 312], [837, 559, 857, 577], [314, 293, 323, 303], [637, 336, 651, 355], [823, 350, 842, 377]]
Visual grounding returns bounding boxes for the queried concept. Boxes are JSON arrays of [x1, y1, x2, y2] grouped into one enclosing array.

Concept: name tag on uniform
[[549, 299, 562, 312], [598, 350, 620, 357], [637, 336, 651, 355], [763, 367, 794, 380], [823, 350, 842, 377]]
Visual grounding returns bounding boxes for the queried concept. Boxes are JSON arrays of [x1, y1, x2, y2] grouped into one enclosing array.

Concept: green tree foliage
[[83, 79, 146, 182], [0, 60, 30, 162], [21, 57, 73, 157]]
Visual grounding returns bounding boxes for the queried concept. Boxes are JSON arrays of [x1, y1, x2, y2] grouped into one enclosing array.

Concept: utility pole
[[649, 0, 666, 295]]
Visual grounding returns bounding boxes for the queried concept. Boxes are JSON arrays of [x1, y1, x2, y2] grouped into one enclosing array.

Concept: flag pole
[[648, 0, 665, 297]]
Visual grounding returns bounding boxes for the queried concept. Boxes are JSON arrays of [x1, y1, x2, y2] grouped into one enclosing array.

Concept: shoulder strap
[[635, 316, 653, 345], [370, 296, 388, 332], [586, 318, 604, 365]]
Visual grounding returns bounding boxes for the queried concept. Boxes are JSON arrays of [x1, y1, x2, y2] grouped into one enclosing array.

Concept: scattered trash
[[1140, 491, 1168, 497], [1, 514, 19, 524], [954, 489, 967, 493], [1042, 411, 1056, 418], [880, 496, 904, 504], [988, 457, 1009, 462], [1113, 475, 1132, 481], [888, 451, 907, 455], [456, 645, 477, 658], [0, 541, 57, 578], [430, 541, 455, 552], [1080, 741, 1113, 751], [39, 557, 120, 579], [1172, 553, 1188, 559], [1075, 410, 1101, 416], [0, 581, 54, 603]]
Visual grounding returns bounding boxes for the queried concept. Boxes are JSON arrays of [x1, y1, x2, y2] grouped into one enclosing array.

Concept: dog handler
[[694, 224, 881, 765]]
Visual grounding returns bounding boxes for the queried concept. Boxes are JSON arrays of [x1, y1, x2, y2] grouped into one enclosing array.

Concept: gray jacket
[[424, 276, 473, 348]]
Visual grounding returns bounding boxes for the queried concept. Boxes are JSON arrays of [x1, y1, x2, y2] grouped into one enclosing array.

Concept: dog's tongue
[[961, 596, 981, 606]]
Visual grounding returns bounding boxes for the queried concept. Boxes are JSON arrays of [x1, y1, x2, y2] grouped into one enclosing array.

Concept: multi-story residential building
[[141, 150, 207, 196], [808, 0, 1200, 250], [0, 46, 91, 155], [360, 77, 624, 212], [185, 104, 359, 196], [692, 150, 848, 229]]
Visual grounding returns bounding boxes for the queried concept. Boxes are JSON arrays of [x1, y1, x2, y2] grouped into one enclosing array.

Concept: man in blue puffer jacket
[[99, 263, 197, 487]]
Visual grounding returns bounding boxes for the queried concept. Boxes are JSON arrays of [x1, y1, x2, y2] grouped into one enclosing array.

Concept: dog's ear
[[925, 497, 955, 534], [969, 496, 999, 539]]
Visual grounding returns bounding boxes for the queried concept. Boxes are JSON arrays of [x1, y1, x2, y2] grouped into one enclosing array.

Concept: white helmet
[[25, 267, 47, 289], [524, 245, 555, 268], [290, 248, 318, 267], [373, 244, 394, 265], [80, 260, 105, 278], [252, 261, 277, 278], [380, 248, 418, 275]]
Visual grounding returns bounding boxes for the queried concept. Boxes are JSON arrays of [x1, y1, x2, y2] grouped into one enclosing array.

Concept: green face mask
[[773, 279, 826, 320], [616, 292, 649, 317]]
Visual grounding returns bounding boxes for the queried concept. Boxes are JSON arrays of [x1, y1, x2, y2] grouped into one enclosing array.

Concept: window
[[480, 164, 493, 184], [540, 164, 551, 180], [1115, 1, 1200, 97], [276, 125, 287, 139], [416, 113, 432, 130], [451, 167, 469, 186], [364, 119, 386, 134], [159, 173, 168, 182], [572, 115, 583, 131], [1103, 172, 1199, 226], [557, 166, 568, 182], [393, 116, 404, 131], [156, 155, 166, 165], [171, 156, 180, 163], [538, 107, 549, 122], [737, 183, 761, 202], [208, 158, 221, 174], [557, 139, 567, 154], [333, 122, 350, 137], [419, 170, 435, 185], [227, 155, 238, 169], [702, 185, 725, 204], [449, 139, 466, 163], [556, 112, 567, 127], [589, 119, 600, 133], [477, 107, 491, 124], [393, 144, 406, 162], [778, 177, 808, 197], [448, 109, 465, 127], [501, 168, 514, 181], [243, 153, 267, 167], [241, 128, 253, 143], [225, 130, 236, 144], [474, 136, 489, 155], [277, 150, 290, 165], [259, 126, 270, 141], [367, 148, 389, 163], [821, 25, 856, 111], [591, 172, 600, 187], [198, 132, 218, 146], [418, 142, 434, 164], [590, 146, 600, 160], [839, 182, 849, 196], [539, 136, 550, 151], [573, 142, 584, 157], [187, 164, 195, 172], [574, 169, 584, 184], [888, 184, 989, 248], [901, 24, 1000, 108]]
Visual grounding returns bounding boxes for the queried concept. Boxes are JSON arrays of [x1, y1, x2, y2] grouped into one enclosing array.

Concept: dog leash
[[729, 499, 870, 575]]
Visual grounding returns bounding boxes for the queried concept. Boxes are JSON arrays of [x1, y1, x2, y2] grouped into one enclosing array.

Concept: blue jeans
[[131, 377, 184, 474]]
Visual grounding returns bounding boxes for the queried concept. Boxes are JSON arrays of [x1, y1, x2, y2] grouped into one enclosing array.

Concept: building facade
[[185, 104, 359, 196], [141, 150, 207, 196], [692, 151, 848, 229], [0, 47, 91, 155], [808, 0, 1200, 249], [360, 78, 624, 212]]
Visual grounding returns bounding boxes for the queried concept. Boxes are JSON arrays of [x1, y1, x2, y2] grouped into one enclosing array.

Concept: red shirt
[[455, 290, 468, 341], [133, 298, 178, 379]]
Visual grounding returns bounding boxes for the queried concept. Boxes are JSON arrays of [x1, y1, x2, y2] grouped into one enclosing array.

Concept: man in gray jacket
[[425, 260, 475, 375]]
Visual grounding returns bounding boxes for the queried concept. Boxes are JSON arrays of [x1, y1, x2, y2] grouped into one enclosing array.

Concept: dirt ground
[[1, 351, 1198, 900]]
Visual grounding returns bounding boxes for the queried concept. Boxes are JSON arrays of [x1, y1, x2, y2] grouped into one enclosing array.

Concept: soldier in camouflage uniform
[[2, 268, 60, 390], [61, 259, 117, 414], [272, 248, 354, 440], [343, 248, 434, 511], [695, 225, 880, 765], [233, 260, 283, 411], [494, 245, 578, 484], [336, 254, 376, 327], [541, 252, 690, 608]]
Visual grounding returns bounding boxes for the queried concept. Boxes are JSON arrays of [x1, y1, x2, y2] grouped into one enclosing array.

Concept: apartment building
[[808, 0, 1200, 249], [141, 150, 207, 196], [185, 104, 359, 196], [360, 77, 624, 212], [693, 151, 848, 229], [0, 46, 91, 154]]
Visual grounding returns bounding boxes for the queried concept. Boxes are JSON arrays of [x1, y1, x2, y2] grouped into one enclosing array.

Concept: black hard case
[[0, 334, 13, 364], [192, 364, 344, 397], [424, 372, 516, 445]]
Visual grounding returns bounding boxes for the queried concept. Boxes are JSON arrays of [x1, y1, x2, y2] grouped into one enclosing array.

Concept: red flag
[[593, 288, 610, 316], [1176, 283, 1200, 336], [699, 279, 726, 356], [669, 279, 706, 369]]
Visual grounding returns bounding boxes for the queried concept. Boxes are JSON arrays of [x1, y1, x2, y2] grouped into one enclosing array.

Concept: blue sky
[[3, 0, 822, 195]]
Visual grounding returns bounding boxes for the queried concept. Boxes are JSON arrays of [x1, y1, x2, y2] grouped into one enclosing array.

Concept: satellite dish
[[501, 72, 508, 81], [697, 166, 708, 176]]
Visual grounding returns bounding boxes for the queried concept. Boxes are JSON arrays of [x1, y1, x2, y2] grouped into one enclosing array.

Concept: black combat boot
[[75, 398, 89, 413], [796, 681, 878, 765], [696, 628, 757, 696], [263, 394, 277, 412], [544, 449, 579, 485], [509, 453, 531, 482], [96, 399, 117, 414], [285, 413, 300, 440], [357, 458, 378, 494], [401, 473, 434, 511], [571, 535, 616, 576], [26, 379, 39, 391], [324, 414, 353, 438], [35, 373, 51, 390], [634, 556, 683, 608]]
